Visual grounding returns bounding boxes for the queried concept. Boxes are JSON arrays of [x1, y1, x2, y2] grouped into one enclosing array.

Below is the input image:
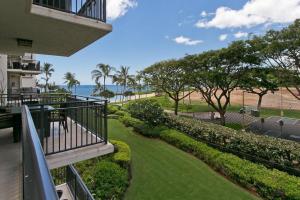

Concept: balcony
[[0, 94, 113, 199], [7, 61, 41, 74], [0, 0, 112, 56]]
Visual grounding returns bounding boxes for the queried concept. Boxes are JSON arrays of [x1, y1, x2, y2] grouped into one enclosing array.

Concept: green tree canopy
[[143, 59, 192, 115]]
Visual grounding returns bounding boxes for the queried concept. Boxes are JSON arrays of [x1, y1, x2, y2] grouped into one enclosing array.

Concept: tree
[[41, 63, 54, 92], [239, 67, 279, 110], [91, 63, 115, 91], [64, 72, 80, 93], [143, 59, 193, 115], [114, 66, 133, 105], [99, 90, 115, 99], [185, 41, 259, 125], [250, 19, 300, 100], [135, 71, 144, 99]]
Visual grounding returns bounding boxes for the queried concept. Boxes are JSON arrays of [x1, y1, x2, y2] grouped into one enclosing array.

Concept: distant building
[[0, 53, 40, 95]]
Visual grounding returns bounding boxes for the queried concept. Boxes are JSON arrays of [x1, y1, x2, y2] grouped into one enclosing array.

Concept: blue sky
[[37, 0, 300, 85]]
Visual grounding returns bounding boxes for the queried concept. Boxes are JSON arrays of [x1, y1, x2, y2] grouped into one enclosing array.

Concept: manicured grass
[[108, 119, 259, 200], [154, 96, 300, 119]]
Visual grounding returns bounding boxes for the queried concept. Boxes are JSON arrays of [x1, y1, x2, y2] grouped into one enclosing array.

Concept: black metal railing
[[52, 165, 95, 200], [32, 101, 107, 155], [22, 105, 59, 200], [33, 0, 106, 22], [8, 62, 40, 71]]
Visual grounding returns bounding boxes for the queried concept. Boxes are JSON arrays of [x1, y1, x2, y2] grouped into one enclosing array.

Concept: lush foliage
[[164, 114, 300, 172], [99, 90, 115, 98], [111, 140, 131, 169], [143, 59, 193, 115], [109, 120, 256, 200], [70, 140, 131, 200], [127, 99, 165, 125], [81, 161, 128, 200], [239, 67, 279, 110], [116, 113, 300, 199], [160, 129, 300, 200]]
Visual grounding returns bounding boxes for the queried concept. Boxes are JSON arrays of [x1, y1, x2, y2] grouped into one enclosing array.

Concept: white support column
[[0, 54, 7, 94]]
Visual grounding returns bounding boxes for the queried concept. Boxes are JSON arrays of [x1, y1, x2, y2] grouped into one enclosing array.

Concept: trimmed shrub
[[82, 161, 129, 200], [111, 140, 131, 169], [107, 104, 120, 114], [117, 114, 300, 199], [127, 99, 165, 125], [119, 114, 166, 138], [160, 129, 300, 199], [165, 114, 300, 172]]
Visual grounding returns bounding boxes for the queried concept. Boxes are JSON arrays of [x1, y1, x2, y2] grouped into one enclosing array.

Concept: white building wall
[[0, 54, 7, 94]]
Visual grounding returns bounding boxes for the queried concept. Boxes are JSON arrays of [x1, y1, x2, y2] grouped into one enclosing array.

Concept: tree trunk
[[257, 94, 263, 111], [219, 112, 226, 126], [174, 100, 179, 115]]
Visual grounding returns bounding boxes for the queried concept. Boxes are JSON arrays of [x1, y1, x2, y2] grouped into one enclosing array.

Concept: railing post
[[103, 0, 106, 22], [40, 105, 45, 149], [104, 100, 108, 144]]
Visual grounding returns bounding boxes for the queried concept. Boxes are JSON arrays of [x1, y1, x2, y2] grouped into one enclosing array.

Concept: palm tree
[[135, 71, 143, 99], [128, 76, 137, 100], [41, 63, 54, 92], [115, 66, 133, 104], [112, 75, 121, 102], [91, 64, 115, 92], [63, 72, 80, 93]]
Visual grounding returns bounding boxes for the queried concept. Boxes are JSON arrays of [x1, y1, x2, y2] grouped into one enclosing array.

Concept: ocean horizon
[[59, 85, 150, 101]]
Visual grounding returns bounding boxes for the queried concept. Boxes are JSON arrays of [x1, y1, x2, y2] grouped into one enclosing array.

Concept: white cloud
[[219, 34, 228, 41], [234, 31, 249, 38], [173, 36, 203, 46], [195, 0, 300, 29], [201, 11, 207, 17], [107, 0, 137, 20]]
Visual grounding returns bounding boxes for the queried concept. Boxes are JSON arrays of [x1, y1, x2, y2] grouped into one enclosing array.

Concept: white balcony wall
[[0, 54, 7, 94]]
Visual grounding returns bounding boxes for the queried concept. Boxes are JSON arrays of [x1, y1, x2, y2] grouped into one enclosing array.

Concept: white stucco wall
[[0, 54, 7, 94]]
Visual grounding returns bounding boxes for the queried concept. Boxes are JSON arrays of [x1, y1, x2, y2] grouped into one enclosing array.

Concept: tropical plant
[[239, 67, 279, 110], [143, 59, 193, 115], [63, 72, 80, 93], [247, 19, 300, 100], [91, 63, 115, 91], [99, 90, 115, 99], [185, 41, 260, 125], [41, 63, 55, 92], [114, 66, 134, 105]]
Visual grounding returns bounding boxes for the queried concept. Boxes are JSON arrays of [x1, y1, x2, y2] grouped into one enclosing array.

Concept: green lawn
[[153, 96, 300, 119], [108, 119, 259, 200]]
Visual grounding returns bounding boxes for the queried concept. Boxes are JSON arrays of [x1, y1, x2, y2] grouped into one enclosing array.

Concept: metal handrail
[[22, 105, 59, 200], [67, 165, 95, 200], [33, 0, 107, 22]]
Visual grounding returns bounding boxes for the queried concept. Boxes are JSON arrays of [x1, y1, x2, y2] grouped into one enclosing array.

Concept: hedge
[[111, 140, 131, 169], [164, 114, 300, 172], [72, 140, 132, 200], [117, 113, 300, 199], [119, 114, 167, 138], [81, 161, 129, 200], [160, 130, 300, 200]]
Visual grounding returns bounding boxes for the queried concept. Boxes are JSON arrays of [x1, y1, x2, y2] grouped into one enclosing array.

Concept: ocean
[[60, 85, 149, 102]]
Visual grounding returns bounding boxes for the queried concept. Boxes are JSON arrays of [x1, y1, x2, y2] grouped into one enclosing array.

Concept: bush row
[[111, 140, 131, 169], [164, 114, 300, 171], [72, 140, 131, 200], [117, 113, 300, 199]]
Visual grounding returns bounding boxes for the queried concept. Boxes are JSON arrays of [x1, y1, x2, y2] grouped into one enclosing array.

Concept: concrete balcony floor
[[45, 118, 114, 169], [0, 128, 21, 200]]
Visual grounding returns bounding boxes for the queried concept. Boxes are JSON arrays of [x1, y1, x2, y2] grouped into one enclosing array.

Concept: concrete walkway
[[0, 128, 21, 200]]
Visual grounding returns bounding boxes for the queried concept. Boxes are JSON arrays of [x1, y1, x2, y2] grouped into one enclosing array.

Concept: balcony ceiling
[[0, 0, 112, 57]]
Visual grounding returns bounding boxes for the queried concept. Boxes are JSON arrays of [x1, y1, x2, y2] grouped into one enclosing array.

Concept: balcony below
[[0, 0, 112, 56]]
